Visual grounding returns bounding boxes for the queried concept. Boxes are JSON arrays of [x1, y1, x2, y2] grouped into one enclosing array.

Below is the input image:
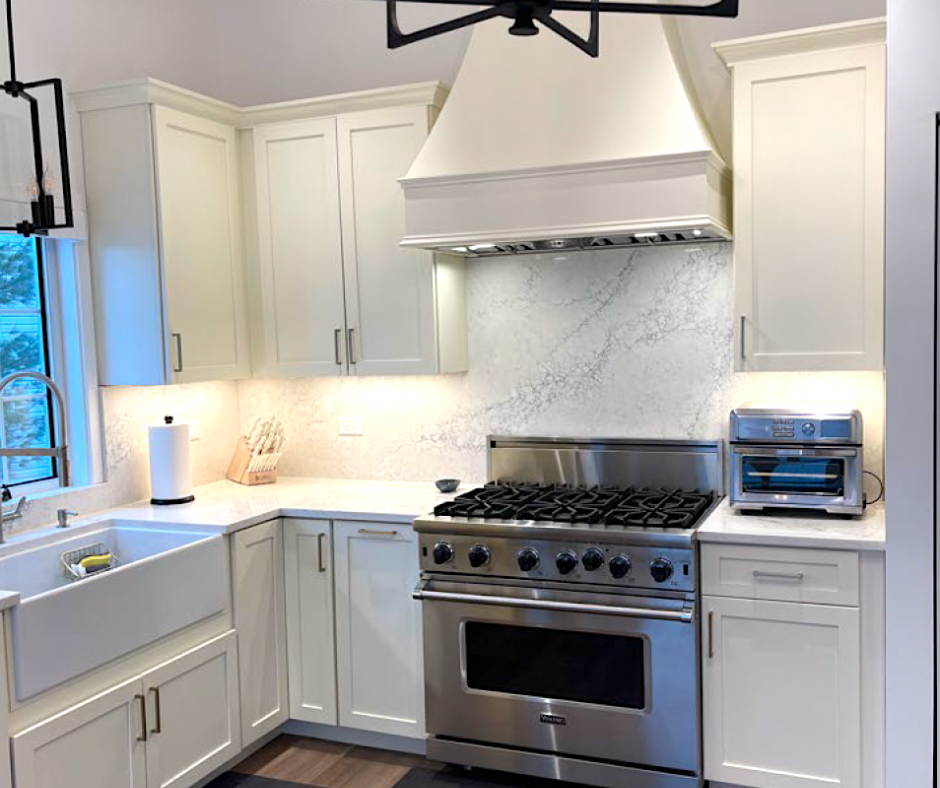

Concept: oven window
[[464, 621, 645, 709], [741, 456, 845, 496]]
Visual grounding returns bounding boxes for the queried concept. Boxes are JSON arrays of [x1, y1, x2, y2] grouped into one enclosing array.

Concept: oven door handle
[[412, 588, 694, 623]]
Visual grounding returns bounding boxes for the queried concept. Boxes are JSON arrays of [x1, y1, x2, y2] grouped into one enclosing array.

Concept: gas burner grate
[[434, 484, 713, 529]]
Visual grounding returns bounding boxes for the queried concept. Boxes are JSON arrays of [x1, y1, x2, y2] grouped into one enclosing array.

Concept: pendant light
[[0, 0, 73, 236], [388, 0, 739, 57]]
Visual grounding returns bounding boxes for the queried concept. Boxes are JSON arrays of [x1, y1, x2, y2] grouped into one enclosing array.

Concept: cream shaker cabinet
[[78, 95, 250, 385], [11, 632, 240, 788], [284, 519, 337, 725], [716, 20, 885, 372], [701, 543, 885, 788], [246, 101, 467, 377], [232, 521, 289, 747], [332, 521, 425, 738]]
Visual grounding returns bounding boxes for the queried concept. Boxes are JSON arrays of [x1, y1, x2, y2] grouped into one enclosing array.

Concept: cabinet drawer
[[701, 544, 859, 606]]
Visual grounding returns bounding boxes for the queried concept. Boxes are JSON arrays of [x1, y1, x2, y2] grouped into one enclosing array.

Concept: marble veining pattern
[[238, 244, 885, 489]]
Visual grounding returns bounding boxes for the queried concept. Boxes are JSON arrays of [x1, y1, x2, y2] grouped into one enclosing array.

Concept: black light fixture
[[388, 0, 740, 57], [1, 0, 73, 236]]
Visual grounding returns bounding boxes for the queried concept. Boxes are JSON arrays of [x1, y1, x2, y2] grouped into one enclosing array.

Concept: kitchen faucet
[[0, 370, 71, 493]]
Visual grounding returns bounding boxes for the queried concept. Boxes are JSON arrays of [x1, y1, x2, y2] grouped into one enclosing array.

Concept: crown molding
[[71, 77, 449, 128], [714, 17, 886, 68]]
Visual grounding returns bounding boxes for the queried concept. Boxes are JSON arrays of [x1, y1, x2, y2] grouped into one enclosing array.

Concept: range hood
[[399, 12, 731, 257]]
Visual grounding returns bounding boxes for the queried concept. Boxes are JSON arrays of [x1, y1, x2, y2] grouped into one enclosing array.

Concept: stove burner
[[433, 484, 713, 530]]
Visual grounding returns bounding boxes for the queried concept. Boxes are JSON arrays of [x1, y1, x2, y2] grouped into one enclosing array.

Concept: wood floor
[[207, 736, 445, 788]]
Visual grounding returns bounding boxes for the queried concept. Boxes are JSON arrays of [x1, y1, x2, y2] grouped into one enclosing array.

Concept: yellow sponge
[[78, 554, 113, 571]]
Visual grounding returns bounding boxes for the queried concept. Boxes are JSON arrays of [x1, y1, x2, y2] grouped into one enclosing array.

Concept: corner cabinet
[[232, 521, 289, 747], [244, 99, 467, 377], [716, 20, 886, 372], [77, 91, 250, 385]]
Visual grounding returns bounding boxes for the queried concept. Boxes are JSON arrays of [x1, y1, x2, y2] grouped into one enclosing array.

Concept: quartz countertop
[[71, 476, 480, 535], [697, 499, 886, 552]]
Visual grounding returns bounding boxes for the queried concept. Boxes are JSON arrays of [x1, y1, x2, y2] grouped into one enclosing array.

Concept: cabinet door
[[733, 44, 884, 371], [233, 520, 289, 745], [702, 596, 861, 788], [284, 519, 337, 724], [252, 119, 349, 377], [142, 631, 241, 788], [337, 107, 440, 376], [11, 677, 147, 788], [333, 521, 424, 737], [153, 105, 250, 383]]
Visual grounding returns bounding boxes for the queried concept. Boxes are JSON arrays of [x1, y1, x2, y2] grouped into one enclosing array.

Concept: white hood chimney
[[400, 12, 731, 256]]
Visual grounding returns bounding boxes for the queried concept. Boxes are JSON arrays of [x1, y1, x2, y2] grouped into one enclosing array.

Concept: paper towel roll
[[148, 416, 195, 505]]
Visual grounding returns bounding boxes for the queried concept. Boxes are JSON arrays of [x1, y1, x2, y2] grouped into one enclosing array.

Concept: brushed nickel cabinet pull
[[359, 528, 398, 537], [150, 687, 162, 734], [348, 328, 358, 365], [135, 694, 148, 742], [334, 329, 343, 366], [318, 532, 327, 572], [172, 333, 184, 373], [753, 570, 805, 582], [739, 316, 746, 361], [708, 611, 715, 659]]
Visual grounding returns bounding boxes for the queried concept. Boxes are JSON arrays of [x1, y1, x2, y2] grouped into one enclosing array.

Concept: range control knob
[[609, 554, 632, 580], [517, 548, 540, 572], [468, 544, 491, 568], [582, 547, 605, 572], [802, 422, 817, 436], [556, 550, 579, 575], [432, 542, 455, 565], [650, 557, 674, 583]]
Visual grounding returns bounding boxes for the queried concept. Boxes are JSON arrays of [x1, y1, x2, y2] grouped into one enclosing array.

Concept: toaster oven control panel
[[731, 409, 861, 445]]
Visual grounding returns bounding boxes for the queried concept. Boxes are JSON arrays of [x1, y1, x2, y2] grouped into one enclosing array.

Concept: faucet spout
[[0, 371, 70, 489]]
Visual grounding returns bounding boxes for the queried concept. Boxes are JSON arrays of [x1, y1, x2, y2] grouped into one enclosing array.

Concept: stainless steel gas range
[[413, 436, 724, 788]]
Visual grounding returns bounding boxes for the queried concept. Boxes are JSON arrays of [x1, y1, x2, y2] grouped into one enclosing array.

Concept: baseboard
[[284, 720, 428, 755]]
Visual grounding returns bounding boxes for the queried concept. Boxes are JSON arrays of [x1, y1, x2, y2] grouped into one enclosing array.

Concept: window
[[0, 237, 56, 488]]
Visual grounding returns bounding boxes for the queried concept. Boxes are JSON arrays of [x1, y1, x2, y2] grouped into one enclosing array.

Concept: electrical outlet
[[339, 416, 363, 436]]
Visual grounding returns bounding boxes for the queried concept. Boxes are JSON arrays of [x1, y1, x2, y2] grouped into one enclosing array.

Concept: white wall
[[884, 0, 938, 784]]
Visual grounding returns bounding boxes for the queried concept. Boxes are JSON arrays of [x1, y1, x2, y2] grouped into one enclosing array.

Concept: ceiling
[[215, 0, 884, 160]]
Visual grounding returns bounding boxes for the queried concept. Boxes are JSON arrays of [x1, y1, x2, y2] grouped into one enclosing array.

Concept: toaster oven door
[[731, 445, 862, 511]]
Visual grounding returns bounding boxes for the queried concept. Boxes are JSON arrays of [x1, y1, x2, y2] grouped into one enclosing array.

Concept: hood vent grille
[[443, 228, 725, 257]]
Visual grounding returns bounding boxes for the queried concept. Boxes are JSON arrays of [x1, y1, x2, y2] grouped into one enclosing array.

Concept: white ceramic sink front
[[1, 521, 226, 701]]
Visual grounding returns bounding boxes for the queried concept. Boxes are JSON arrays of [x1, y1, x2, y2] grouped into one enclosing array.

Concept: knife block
[[226, 437, 278, 486]]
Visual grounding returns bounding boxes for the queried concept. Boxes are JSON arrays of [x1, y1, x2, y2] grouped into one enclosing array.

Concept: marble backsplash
[[10, 381, 241, 532], [239, 243, 886, 493]]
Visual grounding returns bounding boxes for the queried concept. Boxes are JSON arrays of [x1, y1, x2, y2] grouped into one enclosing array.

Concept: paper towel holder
[[149, 414, 196, 506]]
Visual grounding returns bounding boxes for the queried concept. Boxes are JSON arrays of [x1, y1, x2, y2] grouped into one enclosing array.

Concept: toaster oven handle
[[412, 588, 694, 623]]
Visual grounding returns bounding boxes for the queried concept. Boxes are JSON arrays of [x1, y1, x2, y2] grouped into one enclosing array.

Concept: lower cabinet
[[232, 521, 289, 746], [282, 519, 425, 739], [11, 631, 240, 788], [284, 519, 337, 725], [701, 542, 878, 788], [333, 521, 424, 738]]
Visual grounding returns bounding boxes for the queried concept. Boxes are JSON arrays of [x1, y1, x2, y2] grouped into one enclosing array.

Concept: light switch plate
[[339, 416, 363, 436]]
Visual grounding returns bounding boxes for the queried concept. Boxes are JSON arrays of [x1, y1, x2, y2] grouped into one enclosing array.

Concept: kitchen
[[0, 0, 925, 787]]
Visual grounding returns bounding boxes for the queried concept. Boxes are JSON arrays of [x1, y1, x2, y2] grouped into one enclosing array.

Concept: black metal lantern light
[[388, 0, 740, 57], [1, 0, 73, 236]]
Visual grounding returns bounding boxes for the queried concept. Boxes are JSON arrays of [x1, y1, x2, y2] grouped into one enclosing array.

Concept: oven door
[[416, 578, 699, 774], [730, 445, 862, 510]]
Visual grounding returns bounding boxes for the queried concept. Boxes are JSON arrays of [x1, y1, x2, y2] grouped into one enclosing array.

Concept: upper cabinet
[[243, 91, 468, 377], [76, 86, 251, 385], [716, 20, 886, 372]]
